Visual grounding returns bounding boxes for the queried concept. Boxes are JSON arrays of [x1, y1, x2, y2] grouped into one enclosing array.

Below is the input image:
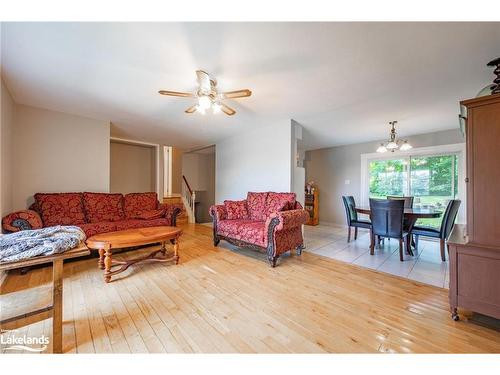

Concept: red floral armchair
[[209, 192, 309, 267], [2, 192, 183, 238]]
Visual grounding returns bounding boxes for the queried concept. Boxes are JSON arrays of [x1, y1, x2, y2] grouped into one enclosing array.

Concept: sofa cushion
[[218, 219, 266, 247], [128, 208, 166, 220], [114, 218, 171, 231], [34, 193, 86, 226], [224, 200, 249, 220], [246, 192, 269, 221], [124, 192, 159, 219], [265, 192, 296, 217], [83, 192, 125, 223], [78, 221, 117, 238]]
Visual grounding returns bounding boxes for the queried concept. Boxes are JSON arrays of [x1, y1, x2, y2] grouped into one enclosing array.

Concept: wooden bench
[[0, 244, 90, 353]]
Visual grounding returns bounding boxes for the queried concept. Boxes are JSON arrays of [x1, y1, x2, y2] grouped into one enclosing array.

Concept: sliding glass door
[[368, 153, 459, 228]]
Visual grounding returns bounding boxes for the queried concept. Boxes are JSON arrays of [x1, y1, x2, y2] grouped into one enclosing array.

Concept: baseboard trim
[[318, 221, 347, 228]]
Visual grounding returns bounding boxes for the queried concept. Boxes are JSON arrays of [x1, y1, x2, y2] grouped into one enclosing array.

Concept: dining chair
[[411, 199, 461, 261], [387, 195, 414, 208], [369, 198, 409, 261], [342, 196, 371, 242], [387, 195, 415, 245]]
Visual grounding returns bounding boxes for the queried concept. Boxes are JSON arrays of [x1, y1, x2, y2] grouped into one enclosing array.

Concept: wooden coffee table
[[86, 226, 182, 283]]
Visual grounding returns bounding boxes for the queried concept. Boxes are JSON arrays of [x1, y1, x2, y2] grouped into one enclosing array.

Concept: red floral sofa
[[2, 192, 182, 237], [209, 192, 309, 267]]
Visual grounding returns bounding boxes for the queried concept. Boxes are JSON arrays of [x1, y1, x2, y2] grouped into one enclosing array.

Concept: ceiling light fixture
[[158, 70, 252, 116], [376, 121, 412, 153], [212, 102, 222, 114], [198, 95, 211, 110]]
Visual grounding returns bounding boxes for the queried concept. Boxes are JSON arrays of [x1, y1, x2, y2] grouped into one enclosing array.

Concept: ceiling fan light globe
[[376, 144, 388, 153], [212, 103, 222, 114], [198, 95, 211, 110], [400, 141, 413, 151], [386, 141, 399, 150], [195, 105, 206, 115]]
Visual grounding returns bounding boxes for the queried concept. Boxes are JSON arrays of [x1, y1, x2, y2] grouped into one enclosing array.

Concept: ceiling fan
[[158, 70, 252, 116]]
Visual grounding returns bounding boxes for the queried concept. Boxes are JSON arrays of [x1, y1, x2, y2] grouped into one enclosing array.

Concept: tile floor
[[304, 224, 449, 288]]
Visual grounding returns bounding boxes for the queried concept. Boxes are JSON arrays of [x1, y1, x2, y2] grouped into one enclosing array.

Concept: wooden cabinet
[[448, 94, 500, 321], [305, 190, 319, 226], [464, 94, 500, 247]]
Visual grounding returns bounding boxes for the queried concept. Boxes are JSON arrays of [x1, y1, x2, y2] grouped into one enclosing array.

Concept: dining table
[[355, 206, 442, 255]]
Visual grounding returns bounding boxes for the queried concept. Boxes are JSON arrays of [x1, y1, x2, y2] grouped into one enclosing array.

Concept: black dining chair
[[387, 195, 414, 208], [388, 195, 415, 244], [411, 199, 461, 262], [342, 196, 371, 242], [369, 198, 410, 261]]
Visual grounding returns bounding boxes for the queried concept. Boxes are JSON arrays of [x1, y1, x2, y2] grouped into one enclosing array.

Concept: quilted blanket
[[0, 225, 86, 263]]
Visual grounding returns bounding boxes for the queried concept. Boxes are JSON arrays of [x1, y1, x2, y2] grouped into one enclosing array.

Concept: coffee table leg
[[174, 237, 180, 264], [98, 249, 105, 270], [160, 241, 166, 256], [104, 248, 112, 283]]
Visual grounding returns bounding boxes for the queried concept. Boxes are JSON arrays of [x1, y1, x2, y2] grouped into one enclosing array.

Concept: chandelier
[[376, 121, 412, 153]]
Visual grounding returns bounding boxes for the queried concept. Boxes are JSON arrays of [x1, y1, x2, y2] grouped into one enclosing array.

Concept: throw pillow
[[224, 200, 249, 220], [246, 192, 269, 221]]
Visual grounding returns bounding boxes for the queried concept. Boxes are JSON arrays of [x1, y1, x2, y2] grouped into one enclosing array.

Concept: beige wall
[[110, 141, 156, 194], [1, 78, 14, 218], [13, 104, 110, 210], [170, 147, 183, 195]]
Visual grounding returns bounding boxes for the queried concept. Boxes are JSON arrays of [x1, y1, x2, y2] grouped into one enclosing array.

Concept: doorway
[[110, 139, 158, 194]]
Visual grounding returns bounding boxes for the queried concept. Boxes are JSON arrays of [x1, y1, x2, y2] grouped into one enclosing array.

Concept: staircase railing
[[182, 175, 196, 223]]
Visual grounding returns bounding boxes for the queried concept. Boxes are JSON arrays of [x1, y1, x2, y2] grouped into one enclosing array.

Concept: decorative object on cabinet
[[448, 93, 500, 321], [305, 189, 319, 226], [487, 57, 500, 94]]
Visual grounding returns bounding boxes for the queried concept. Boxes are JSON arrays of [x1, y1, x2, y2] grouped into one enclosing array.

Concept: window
[[367, 153, 460, 228]]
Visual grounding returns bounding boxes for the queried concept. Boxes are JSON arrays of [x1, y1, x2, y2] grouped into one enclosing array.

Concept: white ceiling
[[2, 22, 499, 150]]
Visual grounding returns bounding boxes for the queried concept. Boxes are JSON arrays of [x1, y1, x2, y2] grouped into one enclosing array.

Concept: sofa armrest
[[2, 210, 44, 233], [265, 209, 309, 232], [209, 205, 227, 223], [160, 203, 183, 226]]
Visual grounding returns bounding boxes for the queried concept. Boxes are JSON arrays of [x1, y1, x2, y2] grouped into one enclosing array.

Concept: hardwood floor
[[1, 223, 499, 353]]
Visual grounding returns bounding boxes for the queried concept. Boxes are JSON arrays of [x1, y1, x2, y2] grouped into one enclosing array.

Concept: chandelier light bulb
[[386, 141, 399, 150], [400, 141, 413, 151], [376, 144, 388, 153], [198, 95, 211, 110]]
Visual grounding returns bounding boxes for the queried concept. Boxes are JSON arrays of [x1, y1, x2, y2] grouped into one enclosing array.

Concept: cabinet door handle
[[465, 177, 469, 183]]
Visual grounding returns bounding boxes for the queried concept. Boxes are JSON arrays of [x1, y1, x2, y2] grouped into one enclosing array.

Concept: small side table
[[0, 244, 90, 353]]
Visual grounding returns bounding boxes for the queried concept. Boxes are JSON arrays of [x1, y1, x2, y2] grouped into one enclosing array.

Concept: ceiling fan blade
[[185, 105, 198, 114], [159, 90, 194, 97], [220, 103, 236, 116], [222, 89, 252, 99], [196, 70, 212, 93]]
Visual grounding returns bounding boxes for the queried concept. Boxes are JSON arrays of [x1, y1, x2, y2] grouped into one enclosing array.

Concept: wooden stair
[[163, 195, 188, 224]]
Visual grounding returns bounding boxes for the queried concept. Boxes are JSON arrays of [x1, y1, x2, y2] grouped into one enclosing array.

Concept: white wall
[[1, 78, 14, 218], [13, 104, 110, 210], [216, 122, 292, 203]]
